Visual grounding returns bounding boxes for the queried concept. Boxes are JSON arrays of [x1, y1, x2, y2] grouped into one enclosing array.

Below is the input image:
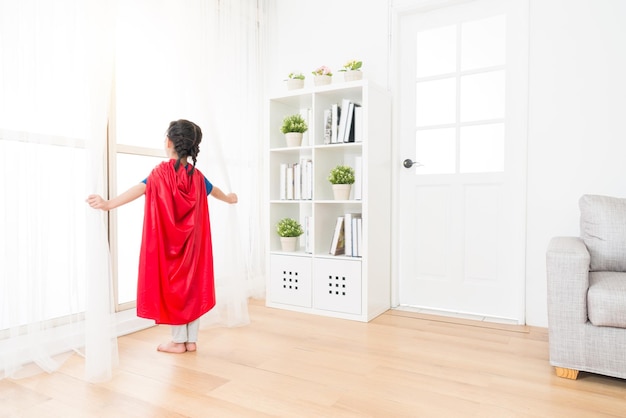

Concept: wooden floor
[[3, 299, 626, 417]]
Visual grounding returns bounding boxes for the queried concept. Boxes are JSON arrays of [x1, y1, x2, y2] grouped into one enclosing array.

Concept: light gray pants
[[171, 319, 200, 343]]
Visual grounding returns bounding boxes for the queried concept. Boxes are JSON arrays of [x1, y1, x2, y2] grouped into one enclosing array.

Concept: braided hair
[[166, 119, 202, 175]]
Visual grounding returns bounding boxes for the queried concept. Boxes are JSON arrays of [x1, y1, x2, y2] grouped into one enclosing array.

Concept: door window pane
[[415, 128, 456, 174], [416, 25, 456, 78], [461, 15, 506, 71], [460, 70, 505, 122], [460, 123, 504, 173], [416, 78, 456, 127]]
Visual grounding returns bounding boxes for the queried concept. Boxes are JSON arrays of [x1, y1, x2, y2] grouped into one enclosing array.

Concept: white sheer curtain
[[114, 0, 267, 328], [1, 0, 266, 381], [0, 0, 117, 382], [201, 0, 268, 327]]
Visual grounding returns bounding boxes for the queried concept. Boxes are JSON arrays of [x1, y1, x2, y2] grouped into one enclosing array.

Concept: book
[[354, 105, 363, 143], [323, 109, 332, 144], [294, 162, 301, 200], [344, 213, 362, 257], [305, 159, 313, 199], [337, 99, 351, 144], [304, 215, 313, 253], [355, 217, 362, 257], [331, 103, 340, 144], [329, 216, 345, 255], [343, 102, 356, 143], [286, 164, 293, 200]]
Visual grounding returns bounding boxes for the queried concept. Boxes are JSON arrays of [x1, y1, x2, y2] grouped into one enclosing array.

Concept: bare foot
[[157, 341, 187, 354], [185, 342, 197, 352]]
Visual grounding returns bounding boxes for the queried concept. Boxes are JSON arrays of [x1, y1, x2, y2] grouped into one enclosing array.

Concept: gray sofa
[[546, 194, 626, 380]]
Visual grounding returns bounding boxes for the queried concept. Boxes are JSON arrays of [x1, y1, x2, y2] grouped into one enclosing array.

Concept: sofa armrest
[[546, 236, 590, 325]]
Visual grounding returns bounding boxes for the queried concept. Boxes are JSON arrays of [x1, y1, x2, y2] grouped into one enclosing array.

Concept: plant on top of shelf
[[285, 72, 305, 91], [340, 60, 363, 82], [339, 60, 362, 72], [312, 65, 332, 77], [276, 217, 304, 237], [312, 65, 333, 87], [328, 164, 355, 184]]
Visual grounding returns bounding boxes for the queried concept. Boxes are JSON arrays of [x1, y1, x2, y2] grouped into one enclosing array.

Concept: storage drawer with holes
[[269, 254, 312, 307], [313, 258, 361, 315]]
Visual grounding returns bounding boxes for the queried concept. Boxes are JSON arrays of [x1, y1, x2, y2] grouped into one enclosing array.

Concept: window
[[414, 15, 506, 175]]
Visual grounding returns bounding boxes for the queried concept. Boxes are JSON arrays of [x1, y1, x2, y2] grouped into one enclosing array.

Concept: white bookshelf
[[266, 80, 391, 322]]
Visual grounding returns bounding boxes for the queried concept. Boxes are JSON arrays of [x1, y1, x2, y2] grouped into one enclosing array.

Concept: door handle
[[403, 159, 423, 169]]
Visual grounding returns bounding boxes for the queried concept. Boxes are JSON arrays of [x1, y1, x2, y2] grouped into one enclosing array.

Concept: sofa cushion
[[588, 271, 626, 328], [579, 194, 626, 272]]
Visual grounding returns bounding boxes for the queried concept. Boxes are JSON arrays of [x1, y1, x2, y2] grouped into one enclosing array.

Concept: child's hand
[[226, 193, 238, 204], [86, 194, 109, 211]]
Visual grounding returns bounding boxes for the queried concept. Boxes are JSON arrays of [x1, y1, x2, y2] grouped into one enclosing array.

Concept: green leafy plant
[[312, 65, 332, 76], [339, 60, 362, 72], [281, 114, 308, 134], [328, 164, 355, 185], [276, 218, 303, 237], [287, 72, 305, 80]]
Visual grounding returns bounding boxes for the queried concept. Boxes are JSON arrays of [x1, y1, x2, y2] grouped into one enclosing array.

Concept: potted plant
[[339, 59, 363, 82], [328, 164, 355, 200], [281, 113, 308, 147], [276, 217, 304, 251], [312, 65, 332, 87], [285, 72, 305, 90]]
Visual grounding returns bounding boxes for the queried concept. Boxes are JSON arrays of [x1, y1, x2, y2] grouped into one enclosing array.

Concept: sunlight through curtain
[[0, 0, 117, 382]]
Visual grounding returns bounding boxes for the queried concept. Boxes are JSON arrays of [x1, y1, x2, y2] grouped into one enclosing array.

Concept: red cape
[[137, 160, 215, 325]]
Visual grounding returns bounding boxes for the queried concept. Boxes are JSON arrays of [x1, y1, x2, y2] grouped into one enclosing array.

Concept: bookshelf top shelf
[[269, 143, 362, 153], [269, 79, 370, 101]]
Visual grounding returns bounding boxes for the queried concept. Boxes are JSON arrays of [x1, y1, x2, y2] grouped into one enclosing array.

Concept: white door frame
[[389, 0, 529, 321]]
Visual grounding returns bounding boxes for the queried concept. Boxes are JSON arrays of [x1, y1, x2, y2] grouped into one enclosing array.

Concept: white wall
[[267, 0, 626, 327], [266, 0, 390, 93], [525, 0, 626, 326]]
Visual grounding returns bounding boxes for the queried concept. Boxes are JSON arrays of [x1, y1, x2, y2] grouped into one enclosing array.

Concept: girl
[[87, 119, 237, 353]]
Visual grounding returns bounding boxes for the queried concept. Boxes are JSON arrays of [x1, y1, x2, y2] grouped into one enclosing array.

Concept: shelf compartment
[[313, 258, 362, 315], [269, 202, 312, 253], [269, 254, 312, 307]]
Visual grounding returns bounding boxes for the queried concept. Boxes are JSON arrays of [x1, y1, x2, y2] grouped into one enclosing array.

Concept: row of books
[[329, 213, 362, 257], [280, 157, 363, 201], [323, 99, 363, 144], [279, 159, 313, 200]]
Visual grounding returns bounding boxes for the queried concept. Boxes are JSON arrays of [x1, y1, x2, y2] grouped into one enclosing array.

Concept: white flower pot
[[332, 184, 352, 200], [284, 132, 303, 147], [343, 70, 363, 82], [280, 236, 298, 252], [314, 75, 332, 86], [286, 79, 304, 90]]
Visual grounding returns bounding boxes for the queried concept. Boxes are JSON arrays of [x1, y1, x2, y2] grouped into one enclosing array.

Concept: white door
[[396, 0, 528, 322]]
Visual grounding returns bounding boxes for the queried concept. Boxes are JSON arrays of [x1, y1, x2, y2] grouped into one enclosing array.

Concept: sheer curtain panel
[[0, 0, 117, 382]]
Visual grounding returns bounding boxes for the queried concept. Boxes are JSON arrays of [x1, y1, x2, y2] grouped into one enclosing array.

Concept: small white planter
[[343, 70, 363, 82], [284, 132, 303, 147], [332, 184, 352, 200], [280, 236, 298, 252], [286, 79, 304, 90], [314, 75, 332, 86]]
